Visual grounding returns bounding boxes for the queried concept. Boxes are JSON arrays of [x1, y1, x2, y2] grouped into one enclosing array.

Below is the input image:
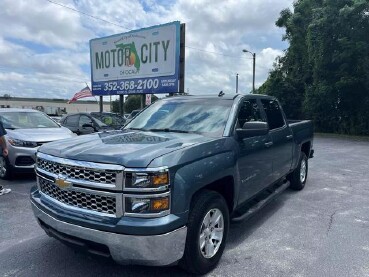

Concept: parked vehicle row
[[59, 113, 115, 135], [59, 111, 142, 135], [0, 109, 142, 179]]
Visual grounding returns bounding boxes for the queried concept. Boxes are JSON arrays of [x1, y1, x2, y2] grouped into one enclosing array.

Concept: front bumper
[[31, 199, 187, 266], [7, 144, 38, 169]]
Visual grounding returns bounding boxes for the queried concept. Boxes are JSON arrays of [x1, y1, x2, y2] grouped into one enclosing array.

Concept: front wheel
[[288, 152, 308, 190], [180, 190, 229, 275]]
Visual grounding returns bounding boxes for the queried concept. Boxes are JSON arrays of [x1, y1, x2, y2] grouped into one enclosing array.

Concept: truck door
[[236, 98, 274, 203], [260, 99, 293, 181]]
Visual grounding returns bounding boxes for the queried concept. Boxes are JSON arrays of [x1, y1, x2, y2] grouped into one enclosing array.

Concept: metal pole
[[122, 95, 125, 116], [236, 73, 239, 94], [119, 95, 124, 115], [252, 53, 256, 94], [99, 96, 103, 112], [179, 23, 186, 94]]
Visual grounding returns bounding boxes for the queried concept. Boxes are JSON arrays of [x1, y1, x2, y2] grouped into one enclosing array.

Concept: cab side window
[[237, 99, 264, 128], [261, 99, 285, 130]]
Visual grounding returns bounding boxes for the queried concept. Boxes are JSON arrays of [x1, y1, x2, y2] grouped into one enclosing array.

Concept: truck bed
[[288, 119, 314, 146]]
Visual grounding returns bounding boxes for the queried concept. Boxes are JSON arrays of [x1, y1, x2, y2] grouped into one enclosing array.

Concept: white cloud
[[0, 0, 92, 49], [0, 0, 292, 99]]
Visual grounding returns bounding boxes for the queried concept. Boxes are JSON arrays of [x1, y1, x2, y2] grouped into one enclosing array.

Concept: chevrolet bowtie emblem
[[55, 175, 71, 189]]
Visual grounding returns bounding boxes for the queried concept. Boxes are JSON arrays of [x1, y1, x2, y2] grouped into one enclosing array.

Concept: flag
[[67, 86, 92, 104]]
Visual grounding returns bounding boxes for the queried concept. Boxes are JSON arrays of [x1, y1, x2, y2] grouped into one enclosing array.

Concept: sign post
[[145, 94, 152, 106]]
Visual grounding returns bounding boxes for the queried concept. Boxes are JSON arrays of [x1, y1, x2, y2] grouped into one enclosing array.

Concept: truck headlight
[[124, 168, 169, 191], [124, 193, 170, 217], [8, 138, 38, 148]]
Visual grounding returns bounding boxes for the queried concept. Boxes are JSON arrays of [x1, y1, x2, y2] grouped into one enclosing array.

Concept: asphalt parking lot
[[1, 134, 369, 277]]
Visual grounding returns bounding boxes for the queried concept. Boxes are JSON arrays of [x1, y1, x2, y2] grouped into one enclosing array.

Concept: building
[[0, 96, 111, 115]]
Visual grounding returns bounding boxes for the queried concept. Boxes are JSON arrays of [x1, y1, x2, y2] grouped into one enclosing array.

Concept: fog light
[[151, 197, 169, 211], [131, 199, 150, 213]]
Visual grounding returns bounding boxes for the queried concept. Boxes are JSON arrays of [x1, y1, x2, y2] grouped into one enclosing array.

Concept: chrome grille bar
[[36, 152, 124, 190], [36, 152, 124, 217], [38, 176, 118, 216]]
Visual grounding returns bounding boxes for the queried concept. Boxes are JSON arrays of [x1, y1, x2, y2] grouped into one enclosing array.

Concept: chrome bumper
[[31, 202, 187, 266]]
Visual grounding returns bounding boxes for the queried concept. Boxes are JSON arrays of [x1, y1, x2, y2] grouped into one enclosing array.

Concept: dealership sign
[[90, 21, 180, 95]]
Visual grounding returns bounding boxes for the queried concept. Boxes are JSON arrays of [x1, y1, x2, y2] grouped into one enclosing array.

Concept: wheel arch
[[190, 176, 235, 213], [301, 141, 311, 158]]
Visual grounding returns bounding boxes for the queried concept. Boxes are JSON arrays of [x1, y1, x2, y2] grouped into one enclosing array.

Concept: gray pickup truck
[[30, 94, 314, 274]]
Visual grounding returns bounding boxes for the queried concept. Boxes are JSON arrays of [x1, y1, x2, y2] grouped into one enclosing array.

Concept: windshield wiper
[[126, 127, 146, 131], [148, 128, 190, 134]]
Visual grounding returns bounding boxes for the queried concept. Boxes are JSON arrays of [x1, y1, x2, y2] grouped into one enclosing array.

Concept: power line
[[46, 0, 132, 30], [186, 46, 253, 59], [45, 0, 252, 59]]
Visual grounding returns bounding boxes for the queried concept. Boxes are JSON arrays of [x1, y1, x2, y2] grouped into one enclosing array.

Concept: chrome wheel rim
[[0, 156, 7, 178], [199, 208, 224, 259], [300, 159, 307, 183]]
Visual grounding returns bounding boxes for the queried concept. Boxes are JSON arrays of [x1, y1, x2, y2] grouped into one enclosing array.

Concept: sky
[[0, 0, 293, 100]]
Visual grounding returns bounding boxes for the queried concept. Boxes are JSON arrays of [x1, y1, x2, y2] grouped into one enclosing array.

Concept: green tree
[[259, 0, 369, 135], [112, 94, 158, 114]]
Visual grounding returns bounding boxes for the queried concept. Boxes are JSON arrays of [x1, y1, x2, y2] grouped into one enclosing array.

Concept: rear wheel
[[180, 190, 229, 275], [289, 152, 308, 190], [0, 156, 12, 180]]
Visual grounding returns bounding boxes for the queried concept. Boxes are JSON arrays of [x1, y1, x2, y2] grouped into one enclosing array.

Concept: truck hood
[[6, 127, 75, 142], [38, 130, 215, 167]]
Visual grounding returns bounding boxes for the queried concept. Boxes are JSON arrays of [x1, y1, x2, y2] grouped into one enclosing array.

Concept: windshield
[[125, 98, 233, 137], [0, 111, 60, 129]]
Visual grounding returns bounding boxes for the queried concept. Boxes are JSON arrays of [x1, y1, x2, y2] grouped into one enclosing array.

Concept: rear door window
[[260, 99, 285, 130], [79, 115, 93, 128], [64, 115, 79, 127]]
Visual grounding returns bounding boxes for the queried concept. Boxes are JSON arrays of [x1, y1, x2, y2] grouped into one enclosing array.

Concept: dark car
[[60, 113, 114, 135], [89, 112, 126, 129]]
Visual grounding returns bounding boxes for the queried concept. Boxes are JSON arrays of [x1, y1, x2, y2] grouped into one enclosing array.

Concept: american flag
[[67, 86, 92, 104]]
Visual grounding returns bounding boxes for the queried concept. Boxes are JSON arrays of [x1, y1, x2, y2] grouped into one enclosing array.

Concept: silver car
[[0, 108, 76, 179]]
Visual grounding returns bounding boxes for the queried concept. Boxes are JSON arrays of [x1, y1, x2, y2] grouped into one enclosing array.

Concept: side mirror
[[236, 121, 269, 139]]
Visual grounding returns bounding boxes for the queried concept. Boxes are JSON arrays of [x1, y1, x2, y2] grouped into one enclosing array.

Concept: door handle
[[286, 135, 293, 140], [265, 142, 273, 148]]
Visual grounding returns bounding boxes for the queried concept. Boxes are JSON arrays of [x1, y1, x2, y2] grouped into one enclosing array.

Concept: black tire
[[0, 155, 12, 180], [288, 152, 308, 190], [180, 190, 229, 275]]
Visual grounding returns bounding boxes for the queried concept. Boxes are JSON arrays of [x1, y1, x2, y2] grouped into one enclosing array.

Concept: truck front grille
[[39, 177, 116, 215], [37, 158, 117, 185]]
